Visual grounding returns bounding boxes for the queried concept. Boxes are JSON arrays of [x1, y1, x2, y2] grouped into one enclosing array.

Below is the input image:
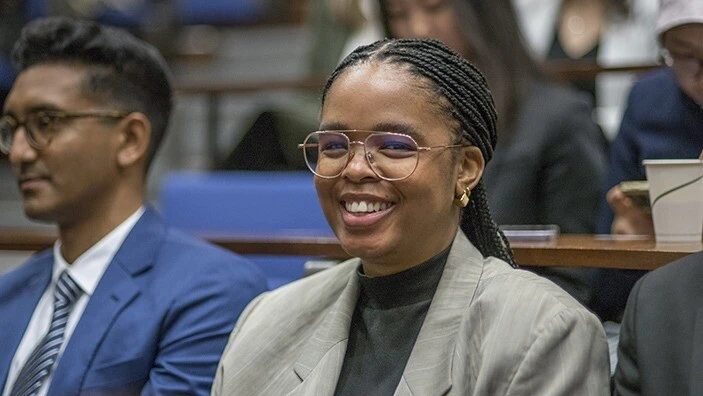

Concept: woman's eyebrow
[[318, 121, 348, 131], [374, 122, 420, 138]]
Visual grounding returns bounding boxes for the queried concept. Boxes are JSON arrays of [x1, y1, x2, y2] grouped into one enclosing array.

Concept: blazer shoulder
[[477, 259, 596, 318], [0, 249, 52, 288], [141, 227, 268, 299], [633, 251, 703, 305], [217, 259, 359, 375], [464, 259, 608, 389], [249, 258, 359, 314], [160, 228, 262, 273]]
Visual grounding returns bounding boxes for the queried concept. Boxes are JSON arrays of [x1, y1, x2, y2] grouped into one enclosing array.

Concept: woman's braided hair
[[321, 38, 515, 266]]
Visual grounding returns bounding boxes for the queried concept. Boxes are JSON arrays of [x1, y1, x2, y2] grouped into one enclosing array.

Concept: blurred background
[[0, 0, 332, 273], [1, 0, 661, 277], [1, 0, 322, 227]]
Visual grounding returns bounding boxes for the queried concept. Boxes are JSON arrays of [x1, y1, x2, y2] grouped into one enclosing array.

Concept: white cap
[[656, 0, 703, 38]]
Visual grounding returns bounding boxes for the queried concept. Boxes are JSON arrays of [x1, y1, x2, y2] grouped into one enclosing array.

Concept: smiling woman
[[213, 38, 610, 396]]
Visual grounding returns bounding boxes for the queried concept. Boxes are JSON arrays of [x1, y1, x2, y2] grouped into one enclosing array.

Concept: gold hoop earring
[[454, 187, 470, 208]]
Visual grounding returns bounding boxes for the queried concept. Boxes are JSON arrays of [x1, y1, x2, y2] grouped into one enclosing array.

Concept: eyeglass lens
[[303, 132, 420, 180], [0, 113, 52, 154], [0, 122, 12, 154]]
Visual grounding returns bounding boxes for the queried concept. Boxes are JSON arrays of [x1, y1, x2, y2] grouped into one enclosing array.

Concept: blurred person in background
[[377, 0, 608, 306], [512, 0, 660, 138], [218, 0, 383, 171]]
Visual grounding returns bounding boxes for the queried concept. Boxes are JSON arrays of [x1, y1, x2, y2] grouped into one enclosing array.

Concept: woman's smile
[[340, 199, 396, 227]]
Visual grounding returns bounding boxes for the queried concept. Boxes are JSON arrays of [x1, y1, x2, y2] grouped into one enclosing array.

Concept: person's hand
[[607, 185, 654, 235]]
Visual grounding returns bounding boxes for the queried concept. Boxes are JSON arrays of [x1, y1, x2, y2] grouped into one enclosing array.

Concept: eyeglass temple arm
[[298, 143, 318, 149]]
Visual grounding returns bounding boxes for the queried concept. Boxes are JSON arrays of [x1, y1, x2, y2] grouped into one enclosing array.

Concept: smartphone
[[619, 180, 651, 210]]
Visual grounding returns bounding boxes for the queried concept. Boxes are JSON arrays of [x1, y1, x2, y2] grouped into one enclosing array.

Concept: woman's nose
[[341, 143, 378, 181]]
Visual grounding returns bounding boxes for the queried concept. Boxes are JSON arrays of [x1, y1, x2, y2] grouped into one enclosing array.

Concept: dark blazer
[[0, 207, 267, 395], [484, 80, 608, 304], [484, 80, 607, 234], [614, 251, 703, 396]]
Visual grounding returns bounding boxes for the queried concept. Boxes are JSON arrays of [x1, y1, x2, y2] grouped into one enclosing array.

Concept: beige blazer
[[213, 231, 609, 395]]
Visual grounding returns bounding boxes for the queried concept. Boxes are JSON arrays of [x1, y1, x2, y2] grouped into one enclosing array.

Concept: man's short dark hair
[[11, 16, 173, 169]]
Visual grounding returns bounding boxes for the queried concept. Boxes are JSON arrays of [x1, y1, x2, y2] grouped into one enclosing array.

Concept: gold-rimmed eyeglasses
[[298, 130, 471, 181], [0, 110, 128, 154]]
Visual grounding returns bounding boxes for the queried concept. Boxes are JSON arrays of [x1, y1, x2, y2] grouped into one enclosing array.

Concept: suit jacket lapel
[[0, 253, 53, 390], [395, 231, 484, 396], [290, 261, 361, 396], [48, 208, 164, 394], [690, 307, 703, 396], [47, 265, 141, 394]]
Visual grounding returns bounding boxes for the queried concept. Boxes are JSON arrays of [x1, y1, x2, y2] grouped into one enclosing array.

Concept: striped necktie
[[10, 270, 83, 396]]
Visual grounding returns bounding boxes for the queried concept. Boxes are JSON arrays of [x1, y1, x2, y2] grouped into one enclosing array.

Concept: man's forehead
[[4, 64, 93, 114]]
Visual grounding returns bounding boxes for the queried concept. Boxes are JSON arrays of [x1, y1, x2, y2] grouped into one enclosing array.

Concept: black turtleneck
[[333, 246, 451, 396]]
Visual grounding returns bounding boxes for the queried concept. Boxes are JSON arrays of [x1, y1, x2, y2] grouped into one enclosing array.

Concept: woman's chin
[[337, 235, 391, 263]]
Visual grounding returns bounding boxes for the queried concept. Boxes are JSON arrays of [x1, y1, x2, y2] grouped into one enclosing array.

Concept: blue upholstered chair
[[159, 171, 334, 289]]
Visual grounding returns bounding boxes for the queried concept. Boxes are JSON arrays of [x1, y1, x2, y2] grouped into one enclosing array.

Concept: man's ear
[[115, 112, 151, 169], [455, 146, 485, 197]]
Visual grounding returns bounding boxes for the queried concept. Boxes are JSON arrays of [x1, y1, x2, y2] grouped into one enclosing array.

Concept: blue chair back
[[160, 171, 334, 289]]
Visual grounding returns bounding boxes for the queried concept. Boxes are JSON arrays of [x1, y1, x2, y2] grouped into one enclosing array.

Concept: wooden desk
[[510, 235, 701, 270], [2, 229, 700, 271]]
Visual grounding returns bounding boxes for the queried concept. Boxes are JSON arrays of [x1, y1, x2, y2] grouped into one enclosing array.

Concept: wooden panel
[[0, 228, 56, 251]]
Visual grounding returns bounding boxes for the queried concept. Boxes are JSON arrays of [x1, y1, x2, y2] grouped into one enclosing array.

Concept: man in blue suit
[[0, 17, 268, 395]]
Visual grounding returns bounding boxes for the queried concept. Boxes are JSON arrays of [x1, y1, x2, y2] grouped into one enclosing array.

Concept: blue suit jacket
[[0, 207, 268, 395]]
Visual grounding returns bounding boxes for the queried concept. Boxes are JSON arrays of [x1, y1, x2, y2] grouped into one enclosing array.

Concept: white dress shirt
[[2, 207, 145, 396]]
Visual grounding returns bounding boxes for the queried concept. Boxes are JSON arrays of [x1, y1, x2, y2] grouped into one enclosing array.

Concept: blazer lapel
[[47, 208, 164, 395], [690, 307, 703, 396], [395, 231, 484, 396], [0, 253, 53, 389], [290, 263, 361, 396], [47, 266, 140, 394]]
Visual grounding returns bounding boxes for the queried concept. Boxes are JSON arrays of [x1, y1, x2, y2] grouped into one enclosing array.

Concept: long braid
[[463, 182, 515, 265], [322, 38, 516, 267]]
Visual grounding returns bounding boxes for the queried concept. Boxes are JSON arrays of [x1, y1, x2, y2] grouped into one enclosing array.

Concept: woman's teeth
[[345, 201, 393, 213]]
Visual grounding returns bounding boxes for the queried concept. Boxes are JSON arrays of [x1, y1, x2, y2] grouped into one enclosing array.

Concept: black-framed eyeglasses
[[662, 49, 703, 78], [298, 130, 471, 181], [0, 110, 128, 154]]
